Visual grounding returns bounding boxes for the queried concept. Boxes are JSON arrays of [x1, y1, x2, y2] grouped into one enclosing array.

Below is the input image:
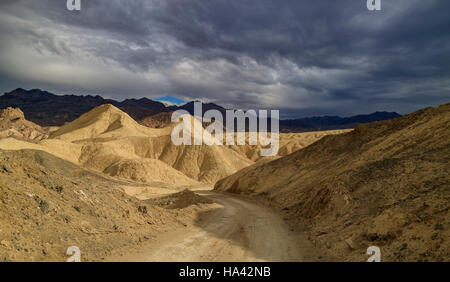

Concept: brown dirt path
[[107, 191, 308, 262]]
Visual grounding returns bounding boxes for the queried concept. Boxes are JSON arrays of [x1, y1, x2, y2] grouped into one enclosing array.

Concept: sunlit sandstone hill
[[0, 104, 253, 185], [227, 129, 351, 162], [0, 107, 48, 142], [215, 103, 450, 261]]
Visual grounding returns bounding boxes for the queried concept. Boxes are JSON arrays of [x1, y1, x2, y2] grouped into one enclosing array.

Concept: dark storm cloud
[[0, 0, 449, 116]]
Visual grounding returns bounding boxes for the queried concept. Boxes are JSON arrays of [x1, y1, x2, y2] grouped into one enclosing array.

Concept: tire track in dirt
[[108, 191, 306, 262]]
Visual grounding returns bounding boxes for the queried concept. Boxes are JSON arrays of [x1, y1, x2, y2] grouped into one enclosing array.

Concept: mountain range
[[0, 88, 401, 131]]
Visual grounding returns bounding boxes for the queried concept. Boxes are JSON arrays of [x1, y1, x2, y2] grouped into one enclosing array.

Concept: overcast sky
[[0, 0, 449, 118]]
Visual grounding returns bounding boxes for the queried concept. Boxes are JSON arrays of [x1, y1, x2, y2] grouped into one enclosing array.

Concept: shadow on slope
[[215, 103, 450, 261]]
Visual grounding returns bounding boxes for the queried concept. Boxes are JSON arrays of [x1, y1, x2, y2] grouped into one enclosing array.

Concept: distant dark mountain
[[0, 88, 171, 126], [116, 98, 168, 120], [280, 112, 402, 132], [0, 88, 401, 130], [0, 88, 115, 126], [0, 89, 231, 126], [176, 101, 227, 116]]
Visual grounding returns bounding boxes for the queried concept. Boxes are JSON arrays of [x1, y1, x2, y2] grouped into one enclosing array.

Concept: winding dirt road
[[109, 191, 306, 262]]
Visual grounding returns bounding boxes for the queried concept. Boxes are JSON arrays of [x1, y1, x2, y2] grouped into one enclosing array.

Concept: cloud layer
[[0, 0, 449, 117]]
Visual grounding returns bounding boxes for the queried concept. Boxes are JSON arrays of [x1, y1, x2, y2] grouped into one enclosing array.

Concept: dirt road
[[108, 191, 306, 262]]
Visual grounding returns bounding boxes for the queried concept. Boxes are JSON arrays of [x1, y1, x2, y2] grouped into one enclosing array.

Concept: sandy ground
[[107, 190, 308, 262]]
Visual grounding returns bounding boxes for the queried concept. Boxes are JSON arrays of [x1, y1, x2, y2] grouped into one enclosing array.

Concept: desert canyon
[[0, 92, 448, 262]]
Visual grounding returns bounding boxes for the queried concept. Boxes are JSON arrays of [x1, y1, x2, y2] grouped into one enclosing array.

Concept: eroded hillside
[[0, 149, 211, 261], [0, 107, 48, 142]]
